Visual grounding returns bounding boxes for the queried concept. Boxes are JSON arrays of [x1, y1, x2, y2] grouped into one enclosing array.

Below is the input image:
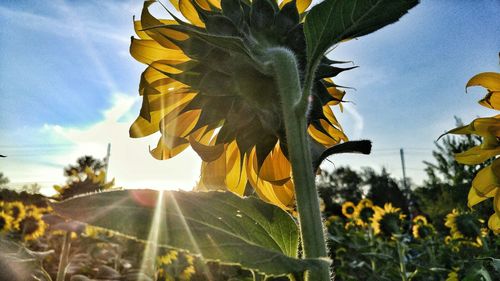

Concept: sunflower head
[[0, 211, 13, 233], [411, 215, 434, 239], [445, 269, 459, 281], [5, 201, 26, 229], [445, 209, 486, 247], [156, 249, 197, 280], [354, 199, 375, 227], [371, 203, 406, 238], [130, 0, 350, 209], [19, 211, 47, 241], [341, 201, 356, 218]]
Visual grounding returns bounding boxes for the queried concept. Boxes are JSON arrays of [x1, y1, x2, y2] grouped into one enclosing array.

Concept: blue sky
[[0, 0, 499, 193]]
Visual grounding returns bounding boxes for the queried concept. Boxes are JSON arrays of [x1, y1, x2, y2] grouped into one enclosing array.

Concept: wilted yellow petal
[[466, 72, 500, 92]]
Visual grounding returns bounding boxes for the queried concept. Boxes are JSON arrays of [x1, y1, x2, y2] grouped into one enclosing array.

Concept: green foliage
[[52, 189, 323, 277], [363, 168, 408, 213], [0, 172, 9, 187], [304, 0, 419, 70]]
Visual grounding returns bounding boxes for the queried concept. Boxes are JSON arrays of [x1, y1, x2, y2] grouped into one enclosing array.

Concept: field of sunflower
[[1, 0, 499, 280]]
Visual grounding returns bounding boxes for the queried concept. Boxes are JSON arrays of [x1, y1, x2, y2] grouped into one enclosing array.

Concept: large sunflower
[[130, 0, 350, 209], [445, 71, 500, 233], [371, 203, 406, 238]]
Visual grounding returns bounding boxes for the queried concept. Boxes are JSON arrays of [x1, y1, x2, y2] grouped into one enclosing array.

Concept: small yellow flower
[[371, 203, 406, 238], [341, 201, 356, 218]]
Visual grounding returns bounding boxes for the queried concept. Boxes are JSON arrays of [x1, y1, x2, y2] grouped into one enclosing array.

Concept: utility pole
[[400, 148, 413, 218], [400, 148, 408, 193], [104, 143, 111, 182]]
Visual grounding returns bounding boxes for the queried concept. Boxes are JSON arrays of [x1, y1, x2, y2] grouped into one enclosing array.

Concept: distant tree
[[0, 172, 9, 187], [64, 155, 105, 182], [363, 167, 408, 213], [317, 167, 364, 216], [20, 183, 42, 194], [53, 155, 114, 201]]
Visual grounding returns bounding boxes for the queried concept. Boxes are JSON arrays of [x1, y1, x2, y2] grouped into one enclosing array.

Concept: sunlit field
[[1, 0, 499, 280]]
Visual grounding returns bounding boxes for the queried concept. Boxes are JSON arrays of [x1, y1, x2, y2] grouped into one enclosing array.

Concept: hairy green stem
[[269, 47, 330, 281], [56, 231, 72, 281], [396, 239, 408, 281]]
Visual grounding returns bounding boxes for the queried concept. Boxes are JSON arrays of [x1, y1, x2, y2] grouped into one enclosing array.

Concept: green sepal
[[250, 0, 276, 30]]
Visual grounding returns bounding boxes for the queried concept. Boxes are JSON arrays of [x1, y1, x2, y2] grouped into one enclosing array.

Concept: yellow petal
[[225, 142, 248, 195], [149, 134, 190, 160], [279, 0, 312, 14], [179, 0, 205, 27], [468, 187, 494, 208], [455, 146, 500, 165], [247, 148, 294, 210], [466, 72, 500, 92], [471, 159, 500, 197], [160, 110, 201, 137], [258, 143, 291, 185], [487, 212, 500, 234], [168, 0, 180, 11], [130, 38, 189, 65], [479, 91, 500, 110], [199, 151, 227, 190]]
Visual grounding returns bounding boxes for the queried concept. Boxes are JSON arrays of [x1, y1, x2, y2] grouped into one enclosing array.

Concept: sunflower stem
[[56, 231, 72, 281], [268, 47, 330, 281], [396, 238, 408, 281]]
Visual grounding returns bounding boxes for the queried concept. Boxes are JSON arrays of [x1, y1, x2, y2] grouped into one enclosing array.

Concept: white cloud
[[10, 93, 202, 194]]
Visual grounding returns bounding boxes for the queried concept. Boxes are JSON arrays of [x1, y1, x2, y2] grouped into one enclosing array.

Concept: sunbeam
[[139, 190, 165, 280], [167, 192, 214, 280]]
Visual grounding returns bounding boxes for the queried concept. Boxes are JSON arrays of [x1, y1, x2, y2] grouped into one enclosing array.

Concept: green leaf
[[51, 189, 324, 276], [304, 0, 419, 69]]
